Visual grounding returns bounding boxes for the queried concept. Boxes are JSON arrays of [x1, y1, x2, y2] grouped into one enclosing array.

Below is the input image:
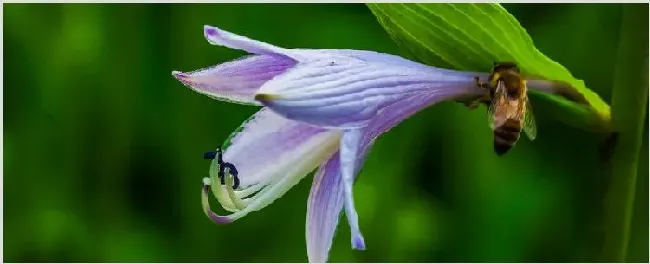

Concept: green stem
[[601, 4, 649, 262]]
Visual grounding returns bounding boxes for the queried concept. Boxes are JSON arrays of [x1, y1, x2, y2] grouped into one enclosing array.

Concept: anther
[[206, 146, 240, 190], [203, 151, 217, 160], [223, 163, 240, 189], [219, 162, 240, 190]]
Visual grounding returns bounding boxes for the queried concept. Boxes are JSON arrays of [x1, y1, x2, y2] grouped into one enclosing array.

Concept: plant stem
[[601, 4, 649, 262]]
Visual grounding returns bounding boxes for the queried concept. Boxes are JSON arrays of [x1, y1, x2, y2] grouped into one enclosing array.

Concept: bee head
[[492, 61, 520, 73]]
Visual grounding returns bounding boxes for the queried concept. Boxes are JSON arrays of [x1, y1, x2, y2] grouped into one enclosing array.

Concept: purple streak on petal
[[223, 108, 329, 187], [306, 154, 343, 263], [366, 83, 484, 138], [306, 139, 375, 263], [256, 49, 487, 128], [172, 54, 296, 105], [365, 83, 484, 142]]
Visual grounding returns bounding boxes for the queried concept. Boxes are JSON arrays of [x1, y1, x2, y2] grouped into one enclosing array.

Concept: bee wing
[[522, 96, 537, 141], [487, 80, 508, 129]]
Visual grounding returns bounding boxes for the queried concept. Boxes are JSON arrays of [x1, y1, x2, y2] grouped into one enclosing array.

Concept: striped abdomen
[[493, 118, 522, 156]]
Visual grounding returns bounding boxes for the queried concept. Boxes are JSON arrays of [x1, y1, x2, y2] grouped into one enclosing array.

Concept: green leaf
[[601, 4, 648, 262], [367, 3, 611, 132]]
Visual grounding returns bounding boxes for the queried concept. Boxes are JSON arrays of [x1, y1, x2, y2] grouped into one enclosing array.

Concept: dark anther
[[222, 163, 240, 189], [209, 146, 240, 190], [203, 151, 217, 160]]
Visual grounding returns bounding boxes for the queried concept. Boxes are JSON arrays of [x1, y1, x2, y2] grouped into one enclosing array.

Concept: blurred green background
[[3, 3, 648, 262]]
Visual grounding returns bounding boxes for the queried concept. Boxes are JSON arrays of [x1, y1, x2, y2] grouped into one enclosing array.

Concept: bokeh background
[[3, 3, 648, 262]]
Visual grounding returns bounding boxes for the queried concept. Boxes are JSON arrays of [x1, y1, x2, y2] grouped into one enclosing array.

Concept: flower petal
[[367, 83, 485, 138], [339, 128, 366, 250], [203, 25, 290, 57], [306, 141, 375, 263], [203, 108, 341, 223], [306, 154, 344, 263], [305, 82, 485, 262], [256, 50, 486, 128], [203, 25, 314, 62], [172, 54, 297, 105]]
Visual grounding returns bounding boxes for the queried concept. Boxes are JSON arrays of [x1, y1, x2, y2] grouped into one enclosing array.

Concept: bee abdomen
[[493, 119, 522, 156]]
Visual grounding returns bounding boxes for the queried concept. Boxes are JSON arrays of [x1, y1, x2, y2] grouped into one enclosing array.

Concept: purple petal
[[305, 82, 483, 262], [203, 108, 341, 223], [306, 142, 375, 263], [204, 25, 290, 57], [306, 154, 343, 263], [366, 83, 485, 138], [256, 50, 487, 128], [338, 128, 366, 250], [221, 108, 331, 188], [172, 54, 296, 105]]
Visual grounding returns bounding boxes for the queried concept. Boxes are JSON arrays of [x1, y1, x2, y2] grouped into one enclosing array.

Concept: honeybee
[[470, 62, 537, 155]]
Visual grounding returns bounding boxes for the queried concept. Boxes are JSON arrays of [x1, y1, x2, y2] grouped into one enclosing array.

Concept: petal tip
[[204, 25, 219, 37], [352, 234, 366, 250], [171, 70, 187, 79], [171, 71, 192, 87]]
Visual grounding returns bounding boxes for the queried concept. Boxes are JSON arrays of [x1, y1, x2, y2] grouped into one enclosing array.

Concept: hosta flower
[[172, 25, 552, 262]]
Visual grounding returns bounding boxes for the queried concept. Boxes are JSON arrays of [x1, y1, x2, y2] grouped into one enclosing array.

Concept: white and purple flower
[[172, 25, 551, 262]]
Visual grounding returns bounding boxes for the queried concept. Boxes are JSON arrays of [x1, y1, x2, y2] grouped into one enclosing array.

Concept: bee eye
[[203, 151, 217, 160]]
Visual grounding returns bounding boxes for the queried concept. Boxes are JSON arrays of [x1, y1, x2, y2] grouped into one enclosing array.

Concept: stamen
[[224, 169, 247, 210], [204, 146, 249, 213], [205, 147, 241, 190], [222, 162, 240, 189]]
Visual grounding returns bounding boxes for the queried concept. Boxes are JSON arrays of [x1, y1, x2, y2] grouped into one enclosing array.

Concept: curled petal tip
[[202, 184, 233, 224], [254, 93, 281, 102], [206, 211, 234, 224], [352, 234, 366, 250]]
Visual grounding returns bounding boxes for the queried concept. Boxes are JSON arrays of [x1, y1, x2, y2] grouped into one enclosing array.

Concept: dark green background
[[3, 3, 648, 262]]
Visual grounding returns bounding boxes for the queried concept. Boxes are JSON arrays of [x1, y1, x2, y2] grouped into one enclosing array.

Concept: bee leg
[[474, 76, 491, 89], [462, 94, 490, 110], [465, 99, 482, 109], [456, 99, 478, 109], [459, 78, 491, 110]]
